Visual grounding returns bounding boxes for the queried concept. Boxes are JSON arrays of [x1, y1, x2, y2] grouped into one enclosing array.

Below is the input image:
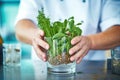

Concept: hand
[[32, 28, 49, 61], [69, 36, 92, 63]]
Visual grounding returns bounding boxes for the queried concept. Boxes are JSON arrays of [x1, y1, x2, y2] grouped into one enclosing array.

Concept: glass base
[[47, 62, 76, 74]]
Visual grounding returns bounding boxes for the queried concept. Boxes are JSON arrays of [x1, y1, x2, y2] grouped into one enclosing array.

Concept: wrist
[[87, 35, 95, 50]]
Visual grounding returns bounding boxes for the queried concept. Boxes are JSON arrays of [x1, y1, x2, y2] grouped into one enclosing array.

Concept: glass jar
[[45, 37, 76, 74], [111, 46, 120, 74]]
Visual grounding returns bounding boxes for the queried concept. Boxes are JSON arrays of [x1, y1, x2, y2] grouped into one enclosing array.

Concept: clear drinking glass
[[111, 46, 120, 74], [3, 43, 21, 67], [45, 37, 76, 74]]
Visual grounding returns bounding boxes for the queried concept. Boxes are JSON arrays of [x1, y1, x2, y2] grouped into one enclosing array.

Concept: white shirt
[[16, 0, 120, 60]]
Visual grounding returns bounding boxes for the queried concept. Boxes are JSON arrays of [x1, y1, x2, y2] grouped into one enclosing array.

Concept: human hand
[[69, 36, 92, 63], [32, 28, 49, 62]]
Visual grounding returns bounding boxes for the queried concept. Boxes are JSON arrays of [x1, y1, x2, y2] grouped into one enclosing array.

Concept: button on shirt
[[16, 0, 120, 60]]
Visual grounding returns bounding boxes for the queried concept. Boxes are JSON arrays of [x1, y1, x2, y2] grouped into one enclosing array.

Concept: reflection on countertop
[[0, 59, 120, 80]]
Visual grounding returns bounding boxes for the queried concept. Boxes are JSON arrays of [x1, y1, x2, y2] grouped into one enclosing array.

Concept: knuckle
[[76, 43, 81, 48]]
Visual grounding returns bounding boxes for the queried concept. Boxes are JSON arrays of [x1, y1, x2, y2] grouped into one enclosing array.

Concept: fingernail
[[69, 51, 71, 54], [42, 54, 45, 58], [71, 40, 74, 45], [42, 54, 46, 61], [43, 58, 46, 62], [46, 45, 49, 49], [69, 50, 72, 55], [70, 57, 74, 61], [40, 31, 44, 35]]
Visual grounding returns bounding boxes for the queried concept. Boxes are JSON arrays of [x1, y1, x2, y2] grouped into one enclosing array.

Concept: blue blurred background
[[0, 0, 31, 59]]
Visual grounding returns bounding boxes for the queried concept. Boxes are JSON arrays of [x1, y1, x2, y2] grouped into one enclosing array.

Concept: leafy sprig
[[37, 11, 82, 58]]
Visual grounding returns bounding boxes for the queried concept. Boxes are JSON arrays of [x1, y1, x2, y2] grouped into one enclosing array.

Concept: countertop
[[0, 59, 120, 80]]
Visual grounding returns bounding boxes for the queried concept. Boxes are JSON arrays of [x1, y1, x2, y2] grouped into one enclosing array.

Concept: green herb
[[37, 11, 82, 58]]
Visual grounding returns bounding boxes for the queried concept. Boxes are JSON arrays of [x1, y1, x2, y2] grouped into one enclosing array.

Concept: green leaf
[[53, 33, 66, 39], [76, 23, 82, 25], [68, 16, 74, 20]]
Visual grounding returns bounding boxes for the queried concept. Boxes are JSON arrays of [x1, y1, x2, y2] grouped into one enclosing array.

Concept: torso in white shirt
[[31, 0, 106, 61]]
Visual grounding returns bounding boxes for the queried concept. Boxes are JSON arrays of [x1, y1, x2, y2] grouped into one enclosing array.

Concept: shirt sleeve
[[100, 0, 120, 31], [15, 0, 42, 25]]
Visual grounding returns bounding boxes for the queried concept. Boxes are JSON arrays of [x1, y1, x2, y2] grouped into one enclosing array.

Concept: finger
[[32, 39, 47, 61], [33, 29, 44, 41], [69, 36, 87, 55], [36, 29, 44, 37], [70, 46, 86, 62], [69, 41, 83, 55], [76, 49, 89, 63], [75, 46, 88, 60], [35, 37, 49, 50], [71, 36, 82, 45], [76, 57, 82, 64]]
